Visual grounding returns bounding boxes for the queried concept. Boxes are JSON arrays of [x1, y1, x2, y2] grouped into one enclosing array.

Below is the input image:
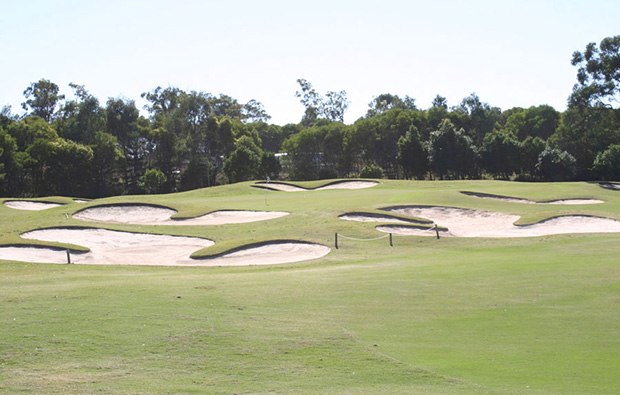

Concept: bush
[[139, 168, 167, 194], [536, 146, 577, 181], [360, 164, 385, 179], [593, 144, 620, 180]]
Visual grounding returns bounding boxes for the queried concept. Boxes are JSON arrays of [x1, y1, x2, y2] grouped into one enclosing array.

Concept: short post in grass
[[335, 233, 338, 249], [66, 249, 71, 264], [389, 233, 393, 247], [434, 224, 440, 239]]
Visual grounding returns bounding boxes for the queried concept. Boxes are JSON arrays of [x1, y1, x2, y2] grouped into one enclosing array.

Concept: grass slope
[[1, 180, 619, 394]]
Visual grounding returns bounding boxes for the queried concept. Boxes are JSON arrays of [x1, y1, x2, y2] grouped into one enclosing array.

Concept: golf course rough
[[2, 179, 620, 394]]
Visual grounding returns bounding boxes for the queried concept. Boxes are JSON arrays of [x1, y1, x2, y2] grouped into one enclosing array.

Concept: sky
[[1, 0, 619, 125]]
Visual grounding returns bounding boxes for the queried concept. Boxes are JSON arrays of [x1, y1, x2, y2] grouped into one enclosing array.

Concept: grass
[[1, 179, 620, 394]]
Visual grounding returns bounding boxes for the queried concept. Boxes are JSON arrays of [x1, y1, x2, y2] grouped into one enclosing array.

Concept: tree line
[[1, 35, 619, 198]]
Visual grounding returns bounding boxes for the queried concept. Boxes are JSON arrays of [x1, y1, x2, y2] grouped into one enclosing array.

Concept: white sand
[[3, 201, 63, 211], [376, 225, 449, 237], [600, 182, 620, 190], [0, 246, 79, 264], [381, 206, 620, 238], [256, 183, 307, 192], [462, 192, 603, 205], [256, 180, 378, 192], [73, 205, 289, 225], [197, 243, 331, 266], [2, 228, 330, 266], [317, 181, 378, 190], [339, 213, 425, 224], [546, 199, 604, 205], [20, 228, 214, 266]]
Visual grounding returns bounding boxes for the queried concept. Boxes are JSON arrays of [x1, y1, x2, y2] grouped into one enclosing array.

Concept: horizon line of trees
[[1, 35, 619, 198]]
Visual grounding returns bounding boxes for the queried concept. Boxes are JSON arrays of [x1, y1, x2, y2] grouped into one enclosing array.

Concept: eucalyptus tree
[[351, 108, 427, 177], [396, 125, 428, 179], [481, 131, 520, 179], [592, 144, 620, 180], [54, 83, 106, 145], [554, 35, 620, 178], [295, 79, 349, 126], [428, 119, 479, 179], [453, 93, 501, 145], [21, 79, 65, 123], [536, 146, 577, 181], [106, 98, 148, 194], [570, 35, 620, 108], [504, 105, 560, 141], [366, 93, 417, 117], [282, 121, 348, 180]]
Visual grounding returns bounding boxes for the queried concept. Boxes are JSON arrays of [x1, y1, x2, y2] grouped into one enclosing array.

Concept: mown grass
[[1, 180, 620, 394]]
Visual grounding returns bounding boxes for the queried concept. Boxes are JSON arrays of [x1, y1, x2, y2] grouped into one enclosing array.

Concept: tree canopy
[[2, 36, 620, 198]]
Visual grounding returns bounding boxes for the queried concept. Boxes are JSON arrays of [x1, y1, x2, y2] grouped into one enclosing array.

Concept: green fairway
[[1, 180, 620, 394]]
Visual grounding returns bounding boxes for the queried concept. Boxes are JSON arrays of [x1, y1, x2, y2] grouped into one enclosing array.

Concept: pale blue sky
[[1, 0, 618, 125]]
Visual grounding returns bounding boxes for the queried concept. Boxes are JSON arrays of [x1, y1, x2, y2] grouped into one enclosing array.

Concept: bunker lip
[[379, 205, 620, 238], [377, 224, 450, 236], [3, 200, 65, 211], [0, 245, 90, 264], [600, 182, 620, 190], [254, 180, 378, 192], [461, 191, 604, 205], [339, 212, 432, 224], [19, 226, 214, 266], [8, 228, 329, 267], [193, 240, 331, 267], [72, 203, 289, 225]]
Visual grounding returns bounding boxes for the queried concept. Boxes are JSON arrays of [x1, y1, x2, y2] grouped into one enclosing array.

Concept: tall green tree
[[223, 146, 261, 183], [282, 122, 348, 180], [518, 136, 546, 179], [351, 108, 427, 177], [139, 168, 167, 194], [21, 79, 65, 123], [504, 105, 560, 141], [481, 131, 520, 179], [428, 119, 479, 179], [295, 79, 349, 125], [453, 93, 500, 145], [569, 35, 620, 108], [396, 126, 427, 179], [90, 131, 123, 197], [54, 83, 106, 144], [536, 146, 577, 181], [366, 93, 417, 117], [592, 144, 620, 180], [106, 98, 148, 194]]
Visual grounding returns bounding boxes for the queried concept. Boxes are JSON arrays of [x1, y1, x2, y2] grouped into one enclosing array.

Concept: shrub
[[360, 163, 385, 179]]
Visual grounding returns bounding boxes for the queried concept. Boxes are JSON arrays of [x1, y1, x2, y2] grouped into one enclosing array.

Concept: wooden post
[[434, 224, 440, 239], [66, 249, 71, 264], [389, 233, 393, 247], [335, 233, 338, 249]]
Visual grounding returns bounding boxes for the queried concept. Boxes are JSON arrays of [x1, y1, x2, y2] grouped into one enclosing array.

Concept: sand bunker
[[72, 204, 289, 225], [380, 206, 620, 238], [461, 191, 603, 205], [376, 225, 450, 237], [600, 182, 620, 190], [339, 212, 430, 225], [18, 228, 214, 265], [196, 242, 331, 266], [1, 228, 330, 266], [255, 180, 378, 192], [0, 245, 82, 264], [3, 201, 64, 211]]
